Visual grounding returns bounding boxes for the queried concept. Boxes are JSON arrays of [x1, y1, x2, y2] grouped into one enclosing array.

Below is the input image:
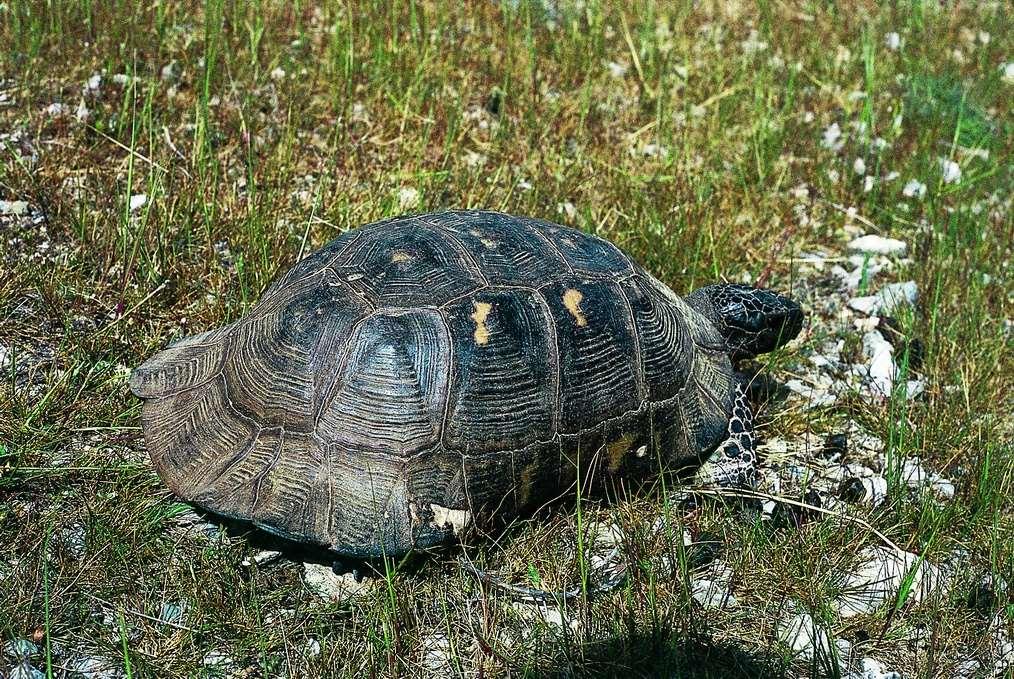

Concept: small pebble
[[777, 609, 834, 661], [0, 200, 29, 215], [847, 235, 907, 256]]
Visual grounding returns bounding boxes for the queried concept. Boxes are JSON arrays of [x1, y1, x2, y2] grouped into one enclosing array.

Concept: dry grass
[[1, 1, 1011, 677]]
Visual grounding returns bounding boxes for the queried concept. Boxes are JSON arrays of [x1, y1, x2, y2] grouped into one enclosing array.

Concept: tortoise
[[130, 210, 802, 558]]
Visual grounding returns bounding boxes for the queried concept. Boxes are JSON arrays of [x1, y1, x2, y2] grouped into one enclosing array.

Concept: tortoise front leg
[[695, 379, 758, 489]]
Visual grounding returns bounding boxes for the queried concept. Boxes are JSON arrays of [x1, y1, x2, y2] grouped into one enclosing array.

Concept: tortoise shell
[[130, 210, 735, 557]]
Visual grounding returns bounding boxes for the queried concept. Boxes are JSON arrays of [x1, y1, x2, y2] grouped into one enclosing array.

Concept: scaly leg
[[695, 380, 758, 488]]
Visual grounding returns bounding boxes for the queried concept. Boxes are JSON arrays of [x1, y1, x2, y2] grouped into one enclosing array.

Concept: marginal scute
[[328, 446, 414, 556], [129, 325, 233, 398], [249, 432, 331, 543], [141, 376, 258, 498], [678, 349, 735, 457]]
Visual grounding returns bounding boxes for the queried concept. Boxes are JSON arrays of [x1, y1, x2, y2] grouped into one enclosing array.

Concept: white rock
[[884, 32, 901, 50], [606, 61, 627, 78], [240, 549, 282, 567], [66, 657, 126, 679], [691, 562, 738, 609], [0, 199, 29, 215], [852, 656, 902, 679], [990, 610, 1014, 673], [821, 122, 844, 151], [303, 638, 321, 658], [952, 659, 981, 678], [847, 295, 880, 315], [75, 98, 90, 122], [902, 179, 927, 198], [86, 73, 102, 93], [129, 194, 147, 211], [419, 632, 452, 673], [270, 66, 286, 81], [877, 280, 918, 314], [853, 157, 867, 175], [860, 330, 896, 396], [838, 546, 945, 618], [303, 562, 371, 601], [3, 640, 38, 660], [848, 235, 907, 256], [939, 157, 962, 184], [784, 378, 837, 407], [44, 102, 66, 116], [161, 61, 180, 82], [511, 601, 580, 633], [463, 150, 486, 168], [777, 610, 833, 660], [202, 650, 234, 668], [9, 663, 45, 679], [397, 186, 420, 211], [849, 281, 918, 316], [1002, 62, 1014, 85]]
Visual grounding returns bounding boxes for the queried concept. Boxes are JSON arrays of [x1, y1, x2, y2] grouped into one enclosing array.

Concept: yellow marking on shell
[[429, 504, 472, 535], [605, 433, 636, 473], [563, 288, 588, 327], [480, 238, 497, 249], [391, 250, 412, 262], [470, 301, 492, 345]]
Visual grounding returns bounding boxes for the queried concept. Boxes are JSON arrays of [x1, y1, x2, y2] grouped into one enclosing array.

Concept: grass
[[1, 0, 1011, 677]]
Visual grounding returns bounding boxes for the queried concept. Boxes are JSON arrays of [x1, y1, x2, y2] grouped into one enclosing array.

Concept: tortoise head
[[686, 283, 804, 360]]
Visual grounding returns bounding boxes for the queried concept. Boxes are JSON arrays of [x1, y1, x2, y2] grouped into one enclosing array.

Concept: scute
[[423, 211, 569, 285], [621, 276, 693, 401], [540, 277, 641, 434], [316, 309, 450, 456], [141, 375, 258, 498], [332, 220, 482, 307], [443, 289, 556, 453], [129, 325, 232, 398], [223, 269, 369, 431], [527, 217, 634, 277]]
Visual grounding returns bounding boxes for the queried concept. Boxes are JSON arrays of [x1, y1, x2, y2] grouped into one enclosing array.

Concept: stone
[[851, 656, 902, 679], [837, 546, 945, 618], [241, 550, 282, 567], [0, 200, 29, 216], [777, 609, 834, 660], [848, 281, 917, 316], [303, 562, 372, 601], [847, 235, 907, 256], [691, 561, 737, 610], [9, 664, 45, 679]]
